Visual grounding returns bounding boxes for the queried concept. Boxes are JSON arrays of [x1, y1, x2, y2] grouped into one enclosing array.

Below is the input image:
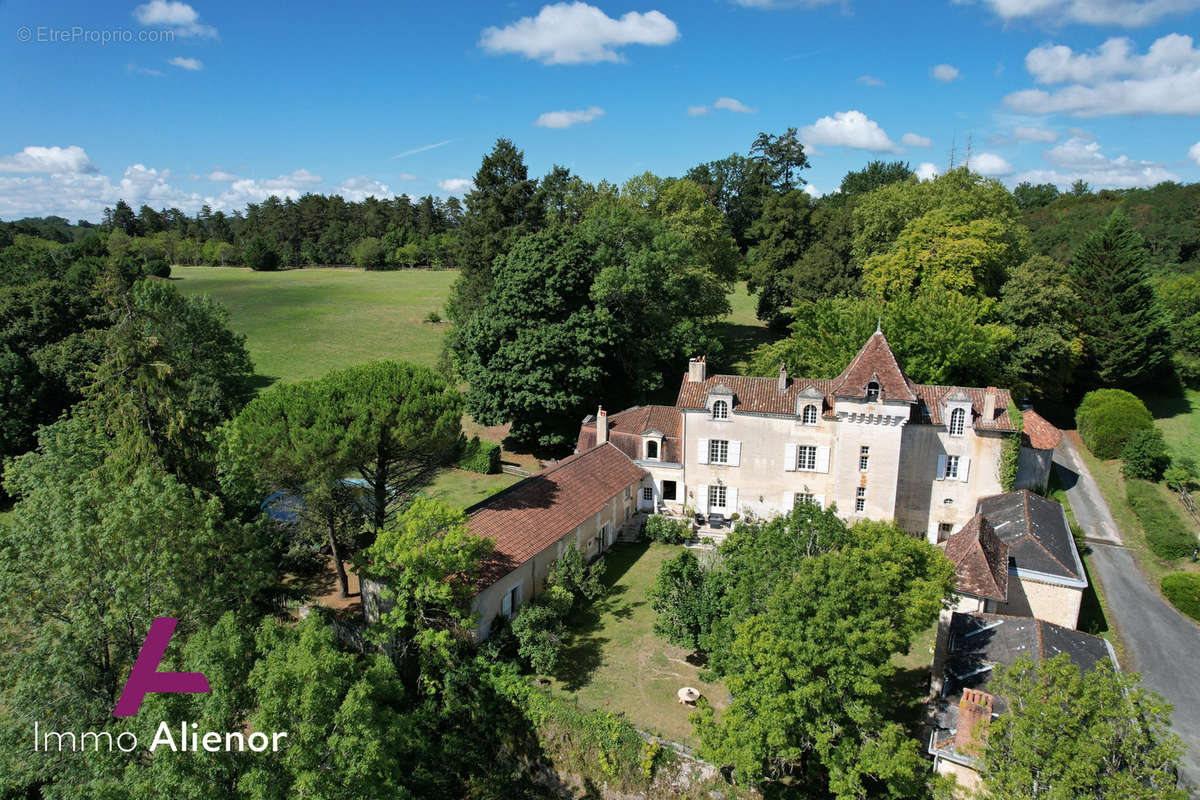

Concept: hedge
[[1161, 573, 1200, 622], [1075, 389, 1155, 460], [644, 515, 690, 544], [456, 435, 501, 474], [1000, 401, 1023, 492], [1126, 479, 1196, 560]]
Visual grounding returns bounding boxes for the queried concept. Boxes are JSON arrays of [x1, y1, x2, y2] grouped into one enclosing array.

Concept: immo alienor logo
[[113, 617, 210, 717]]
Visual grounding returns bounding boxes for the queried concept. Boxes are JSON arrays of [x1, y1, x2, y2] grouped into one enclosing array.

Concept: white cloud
[[205, 169, 240, 181], [534, 105, 606, 128], [1190, 141, 1200, 164], [133, 0, 217, 38], [0, 145, 98, 174], [901, 132, 932, 147], [1068, 126, 1096, 140], [392, 140, 453, 159], [214, 169, 324, 208], [916, 162, 940, 181], [799, 110, 900, 152], [126, 63, 165, 77], [970, 152, 1015, 176], [959, 0, 1200, 27], [713, 96, 756, 113], [688, 97, 756, 115], [479, 2, 679, 65], [1013, 125, 1058, 142], [335, 176, 394, 202], [1014, 136, 1178, 188], [0, 163, 205, 221], [931, 64, 960, 82], [802, 183, 822, 198], [168, 56, 203, 71], [1005, 33, 1200, 116], [857, 74, 885, 86], [438, 178, 475, 195]]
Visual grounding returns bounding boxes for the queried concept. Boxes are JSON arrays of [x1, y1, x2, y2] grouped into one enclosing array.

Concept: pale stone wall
[[997, 576, 1083, 629], [895, 425, 1006, 541], [934, 758, 982, 796], [831, 398, 910, 521], [470, 479, 639, 640]]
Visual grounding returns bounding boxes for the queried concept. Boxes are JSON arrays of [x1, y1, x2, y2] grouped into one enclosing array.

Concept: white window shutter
[[697, 484, 709, 513], [959, 456, 971, 483], [816, 446, 831, 473], [784, 443, 797, 471], [936, 454, 947, 480], [513, 584, 522, 610], [783, 491, 795, 510], [727, 487, 739, 513], [814, 494, 826, 509], [697, 439, 709, 465], [729, 441, 742, 467], [501, 591, 512, 618]]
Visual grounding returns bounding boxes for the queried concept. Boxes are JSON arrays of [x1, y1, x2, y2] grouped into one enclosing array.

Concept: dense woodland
[[0, 134, 1196, 799]]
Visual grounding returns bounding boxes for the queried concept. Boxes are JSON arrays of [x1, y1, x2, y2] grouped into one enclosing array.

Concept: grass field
[[713, 281, 773, 375], [1145, 388, 1200, 463], [547, 541, 727, 746], [172, 266, 457, 384]]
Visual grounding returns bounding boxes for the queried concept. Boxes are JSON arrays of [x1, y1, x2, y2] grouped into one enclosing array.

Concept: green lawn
[[547, 541, 727, 747], [172, 266, 457, 384], [423, 468, 520, 508], [712, 281, 774, 375], [1145, 388, 1200, 463]]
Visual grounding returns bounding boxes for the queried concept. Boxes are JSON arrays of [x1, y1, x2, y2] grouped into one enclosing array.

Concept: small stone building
[[1015, 408, 1064, 492]]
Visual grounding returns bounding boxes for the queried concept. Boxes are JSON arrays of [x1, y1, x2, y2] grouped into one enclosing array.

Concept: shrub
[[242, 236, 280, 271], [143, 257, 171, 278], [351, 236, 387, 270], [1161, 573, 1200, 622], [424, 310, 442, 324], [548, 545, 605, 603], [644, 514, 690, 544], [1076, 389, 1154, 459], [1121, 428, 1170, 481], [455, 435, 500, 474], [1127, 479, 1196, 560], [511, 592, 570, 674]]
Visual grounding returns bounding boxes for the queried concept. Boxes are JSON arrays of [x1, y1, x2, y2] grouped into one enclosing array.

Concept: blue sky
[[2, 0, 1199, 220]]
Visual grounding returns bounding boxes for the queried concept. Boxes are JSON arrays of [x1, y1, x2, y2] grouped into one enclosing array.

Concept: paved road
[[1053, 442, 1200, 788]]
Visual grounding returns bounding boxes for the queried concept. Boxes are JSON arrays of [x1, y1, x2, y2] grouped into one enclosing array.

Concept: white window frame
[[796, 444, 817, 471], [866, 381, 880, 402], [855, 486, 866, 513], [949, 407, 966, 437], [945, 454, 960, 480], [709, 439, 730, 464], [642, 486, 654, 502], [708, 485, 727, 510], [802, 404, 818, 425], [645, 439, 659, 460], [712, 400, 729, 420], [859, 445, 870, 472], [938, 522, 955, 542]]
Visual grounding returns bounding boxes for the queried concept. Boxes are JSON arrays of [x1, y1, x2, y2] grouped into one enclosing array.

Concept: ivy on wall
[[1000, 401, 1023, 492]]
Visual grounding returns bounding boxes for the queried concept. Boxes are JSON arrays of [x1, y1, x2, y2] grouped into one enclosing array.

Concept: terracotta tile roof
[[946, 513, 1010, 602], [576, 405, 683, 463], [673, 331, 1017, 432], [976, 490, 1083, 584], [830, 331, 918, 402], [467, 443, 646, 587], [1022, 408, 1063, 450]]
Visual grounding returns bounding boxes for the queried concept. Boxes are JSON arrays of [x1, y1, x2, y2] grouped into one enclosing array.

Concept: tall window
[[646, 440, 659, 460], [642, 487, 653, 502], [712, 400, 729, 419], [938, 522, 955, 542], [949, 407, 966, 437], [796, 444, 817, 471], [866, 381, 880, 402], [709, 439, 730, 464], [859, 445, 870, 471], [662, 481, 677, 501], [796, 492, 815, 506], [945, 455, 960, 479], [802, 404, 818, 425], [855, 486, 867, 513], [708, 485, 727, 509]]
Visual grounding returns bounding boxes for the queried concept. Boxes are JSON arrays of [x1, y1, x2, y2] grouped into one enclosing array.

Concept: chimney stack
[[983, 387, 998, 422], [778, 363, 787, 392], [954, 688, 994, 756], [688, 356, 707, 383], [596, 406, 608, 445]]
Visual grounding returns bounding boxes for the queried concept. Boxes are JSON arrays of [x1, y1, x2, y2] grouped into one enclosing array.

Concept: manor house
[[577, 329, 1033, 543]]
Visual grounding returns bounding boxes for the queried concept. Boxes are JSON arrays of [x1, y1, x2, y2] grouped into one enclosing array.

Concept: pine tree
[[1069, 210, 1170, 387]]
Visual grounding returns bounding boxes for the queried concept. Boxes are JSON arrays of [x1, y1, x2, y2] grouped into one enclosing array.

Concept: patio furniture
[[677, 686, 702, 705], [693, 513, 706, 527], [708, 512, 727, 529]]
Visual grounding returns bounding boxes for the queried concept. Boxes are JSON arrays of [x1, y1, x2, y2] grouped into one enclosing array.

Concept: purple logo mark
[[113, 617, 210, 717]]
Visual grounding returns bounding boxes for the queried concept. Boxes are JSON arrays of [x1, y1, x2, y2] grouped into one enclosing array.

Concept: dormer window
[[646, 440, 659, 460], [801, 404, 818, 425], [866, 381, 880, 402], [712, 400, 729, 420], [949, 407, 966, 437]]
